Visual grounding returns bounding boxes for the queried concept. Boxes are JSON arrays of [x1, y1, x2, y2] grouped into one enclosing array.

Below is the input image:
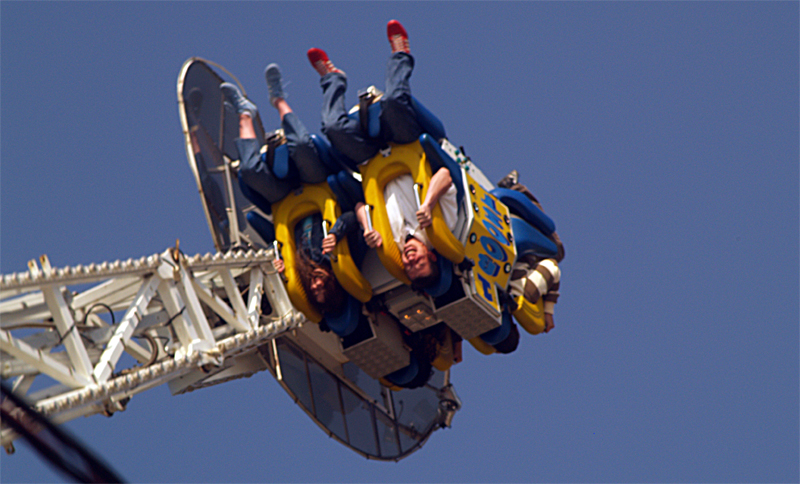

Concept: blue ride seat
[[245, 211, 275, 243], [478, 310, 514, 346], [490, 187, 556, 236], [271, 143, 292, 180], [490, 187, 559, 260], [412, 97, 447, 142], [310, 134, 355, 174], [322, 291, 362, 337], [511, 217, 559, 260], [312, 134, 365, 212], [419, 133, 465, 207], [384, 354, 420, 387]]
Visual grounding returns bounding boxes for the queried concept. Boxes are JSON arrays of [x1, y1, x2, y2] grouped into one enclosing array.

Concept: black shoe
[[497, 169, 519, 189]]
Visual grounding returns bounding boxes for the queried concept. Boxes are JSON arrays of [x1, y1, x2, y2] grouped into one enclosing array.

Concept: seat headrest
[[322, 294, 361, 337], [384, 354, 420, 386], [490, 187, 556, 236], [510, 217, 559, 260], [478, 310, 513, 346]]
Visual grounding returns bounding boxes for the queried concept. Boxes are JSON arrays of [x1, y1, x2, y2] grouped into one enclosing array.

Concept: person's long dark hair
[[294, 250, 346, 314]]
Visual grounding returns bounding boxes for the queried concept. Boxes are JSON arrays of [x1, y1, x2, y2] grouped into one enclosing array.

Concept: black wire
[[165, 306, 187, 326], [55, 302, 118, 347], [54, 323, 80, 347], [82, 303, 116, 326]]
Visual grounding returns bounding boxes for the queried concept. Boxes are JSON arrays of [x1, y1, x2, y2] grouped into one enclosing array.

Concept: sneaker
[[264, 63, 285, 107], [387, 19, 410, 54], [497, 169, 519, 189], [307, 48, 343, 77], [220, 82, 257, 118]]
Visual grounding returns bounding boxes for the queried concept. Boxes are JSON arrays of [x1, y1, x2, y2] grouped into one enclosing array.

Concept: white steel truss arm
[[1, 246, 304, 450]]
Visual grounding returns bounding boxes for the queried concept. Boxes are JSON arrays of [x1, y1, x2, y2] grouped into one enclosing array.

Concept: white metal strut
[[0, 246, 304, 450]]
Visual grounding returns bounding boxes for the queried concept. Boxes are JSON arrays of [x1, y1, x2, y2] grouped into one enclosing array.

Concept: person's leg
[[309, 48, 383, 165], [221, 83, 257, 138], [520, 258, 559, 333], [321, 74, 384, 164], [381, 53, 422, 144], [221, 82, 289, 204], [492, 322, 520, 354], [521, 258, 560, 304], [237, 137, 290, 204], [381, 21, 421, 144], [265, 63, 327, 184], [282, 112, 329, 183]]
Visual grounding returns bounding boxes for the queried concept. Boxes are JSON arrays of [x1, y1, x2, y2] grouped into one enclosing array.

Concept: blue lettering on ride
[[481, 193, 498, 213], [480, 193, 508, 246], [476, 272, 493, 302], [478, 253, 500, 277], [472, 191, 515, 307], [480, 235, 507, 262]]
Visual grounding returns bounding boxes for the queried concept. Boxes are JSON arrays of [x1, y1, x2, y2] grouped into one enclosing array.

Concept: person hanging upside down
[[498, 169, 564, 334], [308, 19, 458, 287], [308, 21, 519, 355], [222, 64, 366, 326]]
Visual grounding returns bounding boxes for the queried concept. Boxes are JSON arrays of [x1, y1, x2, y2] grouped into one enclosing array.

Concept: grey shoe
[[220, 82, 257, 118], [497, 169, 519, 189], [264, 63, 285, 106]]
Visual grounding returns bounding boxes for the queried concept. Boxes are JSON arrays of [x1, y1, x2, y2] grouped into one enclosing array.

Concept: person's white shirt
[[384, 173, 458, 248]]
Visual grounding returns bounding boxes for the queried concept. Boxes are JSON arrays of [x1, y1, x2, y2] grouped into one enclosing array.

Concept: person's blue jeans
[[320, 52, 422, 167], [238, 112, 330, 203], [282, 112, 328, 184], [237, 137, 290, 204]]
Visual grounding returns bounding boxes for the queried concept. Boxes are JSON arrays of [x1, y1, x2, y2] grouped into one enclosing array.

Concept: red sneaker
[[307, 48, 343, 76], [387, 19, 410, 54]]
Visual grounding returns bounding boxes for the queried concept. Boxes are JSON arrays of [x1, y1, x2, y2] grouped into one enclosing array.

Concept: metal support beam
[[92, 276, 160, 383], [247, 267, 264, 327], [157, 279, 198, 348], [175, 263, 215, 347], [263, 265, 293, 318], [40, 285, 94, 381], [0, 330, 93, 388], [219, 269, 251, 330], [191, 278, 249, 332]]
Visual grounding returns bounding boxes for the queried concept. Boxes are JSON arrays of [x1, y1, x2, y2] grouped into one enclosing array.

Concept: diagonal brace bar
[[92, 276, 160, 383], [41, 285, 94, 380]]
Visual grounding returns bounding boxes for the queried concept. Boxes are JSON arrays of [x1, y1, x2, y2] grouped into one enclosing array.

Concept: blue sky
[[1, 2, 797, 483]]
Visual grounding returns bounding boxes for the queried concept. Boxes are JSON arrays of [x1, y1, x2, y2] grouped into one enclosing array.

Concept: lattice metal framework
[[1, 246, 303, 450]]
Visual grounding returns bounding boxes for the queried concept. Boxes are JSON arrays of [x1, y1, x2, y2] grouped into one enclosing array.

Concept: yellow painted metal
[[273, 183, 373, 323], [466, 336, 496, 355], [360, 140, 465, 286], [513, 295, 546, 335], [463, 173, 516, 317], [431, 328, 455, 371]]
